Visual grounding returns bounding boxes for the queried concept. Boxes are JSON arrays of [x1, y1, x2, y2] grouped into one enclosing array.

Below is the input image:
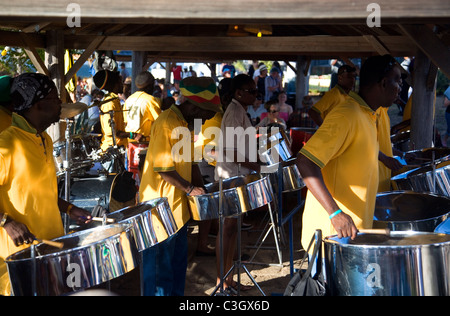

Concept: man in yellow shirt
[[139, 76, 221, 296], [0, 73, 92, 296], [308, 65, 357, 126], [297, 55, 402, 246], [124, 71, 161, 141], [93, 70, 128, 152]]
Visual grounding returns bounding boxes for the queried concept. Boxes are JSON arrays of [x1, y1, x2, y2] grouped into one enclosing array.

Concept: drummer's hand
[[381, 156, 403, 171], [69, 206, 92, 225], [189, 186, 206, 196], [331, 212, 358, 240], [403, 152, 417, 163], [3, 218, 35, 247]]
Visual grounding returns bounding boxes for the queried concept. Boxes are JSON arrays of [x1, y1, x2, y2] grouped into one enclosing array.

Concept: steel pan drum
[[261, 157, 305, 193], [188, 174, 273, 221], [258, 130, 293, 165], [106, 198, 178, 251], [324, 231, 450, 296], [392, 147, 450, 176], [66, 174, 116, 212], [391, 160, 450, 196], [374, 191, 450, 232], [6, 224, 138, 296]]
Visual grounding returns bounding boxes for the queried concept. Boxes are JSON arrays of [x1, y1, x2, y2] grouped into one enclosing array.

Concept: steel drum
[[374, 191, 450, 232], [106, 198, 178, 251], [393, 147, 450, 176], [391, 160, 450, 196], [66, 174, 116, 212], [258, 130, 293, 165], [6, 224, 138, 296], [261, 157, 305, 193], [188, 174, 273, 221], [324, 231, 450, 296]]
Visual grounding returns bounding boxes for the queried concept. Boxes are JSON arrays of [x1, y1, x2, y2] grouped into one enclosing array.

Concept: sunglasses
[[378, 57, 398, 82], [242, 88, 258, 95], [269, 110, 279, 114]]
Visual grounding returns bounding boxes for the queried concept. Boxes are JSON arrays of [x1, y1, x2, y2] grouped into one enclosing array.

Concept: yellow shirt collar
[[350, 93, 376, 114], [169, 104, 187, 123], [11, 113, 37, 134]]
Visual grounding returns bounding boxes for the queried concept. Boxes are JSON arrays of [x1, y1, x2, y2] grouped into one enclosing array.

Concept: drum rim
[[5, 223, 132, 262]]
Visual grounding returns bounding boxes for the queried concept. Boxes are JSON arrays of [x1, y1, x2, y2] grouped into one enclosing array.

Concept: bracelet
[[0, 213, 7, 228], [129, 132, 134, 139], [329, 209, 342, 219], [66, 204, 74, 216]]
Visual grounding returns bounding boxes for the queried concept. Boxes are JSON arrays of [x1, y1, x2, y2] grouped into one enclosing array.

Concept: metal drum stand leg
[[211, 179, 227, 296], [64, 118, 74, 233]]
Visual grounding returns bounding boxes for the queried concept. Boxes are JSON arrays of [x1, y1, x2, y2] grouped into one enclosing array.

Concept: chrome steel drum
[[6, 224, 138, 296], [188, 174, 273, 221], [106, 198, 178, 251], [374, 191, 450, 232], [65, 174, 115, 212], [393, 147, 450, 176], [391, 161, 450, 196], [258, 130, 293, 165], [324, 231, 450, 296], [261, 157, 305, 193]]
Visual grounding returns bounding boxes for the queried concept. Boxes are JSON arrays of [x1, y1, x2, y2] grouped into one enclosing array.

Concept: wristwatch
[[0, 213, 7, 228]]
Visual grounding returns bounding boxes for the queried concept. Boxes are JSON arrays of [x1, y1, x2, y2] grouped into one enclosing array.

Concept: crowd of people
[[0, 54, 426, 296]]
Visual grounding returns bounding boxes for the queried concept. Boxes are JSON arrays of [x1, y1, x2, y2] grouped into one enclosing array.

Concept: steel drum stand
[[63, 118, 74, 234], [211, 173, 266, 296]]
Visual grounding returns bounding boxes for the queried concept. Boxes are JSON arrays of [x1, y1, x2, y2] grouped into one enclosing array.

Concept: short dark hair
[[360, 54, 397, 89], [231, 74, 254, 94]]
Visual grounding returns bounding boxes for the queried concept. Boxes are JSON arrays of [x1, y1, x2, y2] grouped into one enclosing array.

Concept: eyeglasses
[[242, 88, 258, 95]]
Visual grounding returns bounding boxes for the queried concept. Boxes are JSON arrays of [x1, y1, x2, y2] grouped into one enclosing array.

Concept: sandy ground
[[98, 191, 307, 297], [184, 195, 306, 297]]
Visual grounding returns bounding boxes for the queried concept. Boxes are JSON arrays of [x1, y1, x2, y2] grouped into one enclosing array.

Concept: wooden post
[[131, 51, 147, 93], [410, 50, 437, 149], [295, 55, 310, 110], [45, 29, 66, 143]]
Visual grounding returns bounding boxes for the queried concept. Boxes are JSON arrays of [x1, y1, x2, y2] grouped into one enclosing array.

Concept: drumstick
[[358, 228, 391, 235], [36, 238, 64, 249], [91, 217, 116, 223]]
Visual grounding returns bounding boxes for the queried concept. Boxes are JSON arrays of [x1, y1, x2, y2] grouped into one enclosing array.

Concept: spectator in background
[[120, 63, 129, 83], [171, 63, 183, 90], [254, 64, 267, 101], [276, 90, 293, 122], [255, 99, 287, 131], [222, 64, 236, 78], [265, 67, 282, 102], [288, 95, 317, 129], [247, 93, 266, 126]]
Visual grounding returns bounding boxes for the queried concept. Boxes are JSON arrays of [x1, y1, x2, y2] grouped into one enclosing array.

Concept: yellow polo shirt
[[0, 114, 64, 296], [310, 84, 351, 119], [299, 93, 378, 248], [376, 107, 394, 192], [139, 105, 193, 233], [100, 92, 127, 151], [194, 111, 223, 166], [124, 91, 162, 137]]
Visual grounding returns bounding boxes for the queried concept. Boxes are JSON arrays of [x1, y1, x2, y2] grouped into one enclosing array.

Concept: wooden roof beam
[[399, 24, 450, 79]]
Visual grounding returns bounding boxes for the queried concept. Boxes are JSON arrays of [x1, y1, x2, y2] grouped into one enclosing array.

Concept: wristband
[[66, 204, 74, 216], [329, 209, 342, 219], [130, 132, 134, 139]]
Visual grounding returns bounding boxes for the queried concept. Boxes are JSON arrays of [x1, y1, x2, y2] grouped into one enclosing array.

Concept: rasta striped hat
[[179, 77, 222, 113]]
